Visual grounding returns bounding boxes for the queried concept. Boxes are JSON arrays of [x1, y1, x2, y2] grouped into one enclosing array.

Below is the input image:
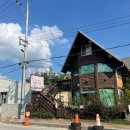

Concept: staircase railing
[[39, 93, 56, 114]]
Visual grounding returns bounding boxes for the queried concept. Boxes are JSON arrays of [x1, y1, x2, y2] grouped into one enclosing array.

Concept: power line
[[62, 14, 130, 33], [29, 19, 130, 44], [29, 15, 130, 42], [0, 0, 14, 13], [29, 42, 62, 66], [1, 67, 21, 75], [0, 0, 26, 21], [28, 42, 130, 63], [0, 0, 11, 9], [0, 3, 18, 21], [0, 41, 130, 70], [0, 62, 22, 69]]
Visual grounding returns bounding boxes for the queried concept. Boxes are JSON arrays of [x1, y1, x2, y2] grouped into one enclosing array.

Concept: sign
[[26, 111, 30, 117], [31, 75, 44, 89]]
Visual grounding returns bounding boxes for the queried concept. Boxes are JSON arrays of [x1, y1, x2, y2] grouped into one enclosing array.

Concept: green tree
[[26, 68, 70, 85]]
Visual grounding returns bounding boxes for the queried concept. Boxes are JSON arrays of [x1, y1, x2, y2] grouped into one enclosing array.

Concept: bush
[[68, 93, 128, 120], [30, 110, 54, 119]]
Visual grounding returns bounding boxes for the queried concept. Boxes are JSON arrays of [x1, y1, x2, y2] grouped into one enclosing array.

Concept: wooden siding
[[98, 72, 114, 88], [71, 75, 79, 89], [72, 72, 115, 89], [80, 73, 95, 89]]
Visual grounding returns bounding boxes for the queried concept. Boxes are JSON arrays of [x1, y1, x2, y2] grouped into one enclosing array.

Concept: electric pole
[[20, 0, 29, 119]]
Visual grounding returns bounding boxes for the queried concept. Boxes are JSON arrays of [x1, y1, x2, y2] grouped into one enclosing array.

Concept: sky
[[0, 0, 130, 81]]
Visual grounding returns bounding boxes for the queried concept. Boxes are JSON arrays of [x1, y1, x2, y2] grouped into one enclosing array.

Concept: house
[[29, 31, 130, 117], [61, 31, 129, 107]]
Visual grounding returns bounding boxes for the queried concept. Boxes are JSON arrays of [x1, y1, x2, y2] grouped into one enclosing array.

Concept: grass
[[107, 119, 130, 125]]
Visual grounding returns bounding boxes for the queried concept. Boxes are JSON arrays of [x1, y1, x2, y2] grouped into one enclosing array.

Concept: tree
[[26, 68, 70, 85]]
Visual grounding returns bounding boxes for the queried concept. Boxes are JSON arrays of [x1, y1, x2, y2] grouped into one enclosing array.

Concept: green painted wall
[[99, 89, 115, 107], [72, 89, 115, 107], [73, 90, 80, 100]]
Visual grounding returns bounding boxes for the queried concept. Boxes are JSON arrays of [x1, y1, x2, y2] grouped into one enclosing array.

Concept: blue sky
[[1, 0, 130, 81]]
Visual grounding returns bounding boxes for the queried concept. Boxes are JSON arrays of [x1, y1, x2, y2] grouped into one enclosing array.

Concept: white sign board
[[26, 112, 30, 117], [31, 75, 44, 89]]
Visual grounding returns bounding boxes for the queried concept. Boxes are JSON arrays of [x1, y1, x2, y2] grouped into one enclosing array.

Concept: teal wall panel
[[99, 89, 115, 107]]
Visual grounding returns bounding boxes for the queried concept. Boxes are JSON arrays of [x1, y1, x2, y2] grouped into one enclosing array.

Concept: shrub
[[30, 110, 54, 119], [68, 93, 128, 120]]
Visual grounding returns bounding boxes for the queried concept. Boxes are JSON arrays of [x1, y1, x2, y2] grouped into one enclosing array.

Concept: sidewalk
[[0, 117, 130, 130]]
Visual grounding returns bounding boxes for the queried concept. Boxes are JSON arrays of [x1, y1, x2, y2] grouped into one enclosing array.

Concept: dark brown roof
[[61, 31, 123, 73]]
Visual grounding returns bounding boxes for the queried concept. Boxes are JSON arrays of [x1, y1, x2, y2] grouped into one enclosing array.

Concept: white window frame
[[81, 44, 92, 56]]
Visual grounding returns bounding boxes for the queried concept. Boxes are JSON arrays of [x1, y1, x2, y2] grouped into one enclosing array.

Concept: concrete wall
[[1, 104, 20, 118], [0, 78, 31, 104], [55, 91, 72, 106]]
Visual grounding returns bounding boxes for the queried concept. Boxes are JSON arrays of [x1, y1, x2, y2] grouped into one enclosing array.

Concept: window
[[60, 96, 64, 102], [81, 64, 94, 74], [0, 92, 7, 104], [81, 44, 92, 56], [98, 63, 113, 72]]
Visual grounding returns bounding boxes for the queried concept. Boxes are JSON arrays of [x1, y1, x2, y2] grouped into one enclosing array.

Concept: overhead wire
[[0, 0, 26, 21], [28, 42, 62, 66], [29, 14, 130, 43], [29, 18, 130, 44], [0, 39, 130, 70], [0, 0, 11, 9], [0, 1, 130, 71], [28, 42, 130, 63], [0, 62, 22, 69], [1, 66, 21, 75], [0, 40, 129, 76]]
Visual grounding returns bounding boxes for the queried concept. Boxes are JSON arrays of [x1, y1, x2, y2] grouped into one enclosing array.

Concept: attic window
[[81, 44, 92, 56]]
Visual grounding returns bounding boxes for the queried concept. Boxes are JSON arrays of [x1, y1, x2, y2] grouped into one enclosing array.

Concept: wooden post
[[114, 68, 118, 106], [79, 67, 82, 89], [94, 63, 99, 94]]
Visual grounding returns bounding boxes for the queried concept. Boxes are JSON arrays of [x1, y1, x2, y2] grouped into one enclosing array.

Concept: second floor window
[[98, 63, 113, 72], [80, 64, 94, 74], [81, 44, 92, 56]]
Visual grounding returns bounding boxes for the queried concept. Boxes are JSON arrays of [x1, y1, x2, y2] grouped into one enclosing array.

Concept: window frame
[[98, 63, 113, 73], [80, 64, 94, 75], [81, 44, 92, 56]]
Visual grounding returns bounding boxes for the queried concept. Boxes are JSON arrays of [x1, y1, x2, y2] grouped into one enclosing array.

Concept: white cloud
[[0, 23, 68, 75]]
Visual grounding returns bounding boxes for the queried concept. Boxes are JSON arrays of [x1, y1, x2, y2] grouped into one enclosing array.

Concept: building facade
[[62, 31, 129, 107], [0, 78, 31, 117]]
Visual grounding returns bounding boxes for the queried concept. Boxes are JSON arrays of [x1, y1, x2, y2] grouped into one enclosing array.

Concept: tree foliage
[[26, 68, 70, 85]]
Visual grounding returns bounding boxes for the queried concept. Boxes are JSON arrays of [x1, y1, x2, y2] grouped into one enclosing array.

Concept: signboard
[[26, 111, 30, 117], [31, 75, 44, 89]]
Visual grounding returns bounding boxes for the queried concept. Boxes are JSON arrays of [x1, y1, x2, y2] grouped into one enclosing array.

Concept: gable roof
[[61, 31, 123, 73]]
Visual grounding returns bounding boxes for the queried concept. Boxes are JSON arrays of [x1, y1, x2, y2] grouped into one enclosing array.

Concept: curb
[[4, 121, 130, 130]]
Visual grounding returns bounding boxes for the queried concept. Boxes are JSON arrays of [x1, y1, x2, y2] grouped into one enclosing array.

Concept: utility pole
[[20, 0, 29, 119]]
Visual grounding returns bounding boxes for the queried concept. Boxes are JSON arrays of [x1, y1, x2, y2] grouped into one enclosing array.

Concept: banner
[[31, 75, 44, 89]]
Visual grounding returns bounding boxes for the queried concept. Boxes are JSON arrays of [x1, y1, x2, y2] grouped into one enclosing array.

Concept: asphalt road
[[0, 123, 68, 130]]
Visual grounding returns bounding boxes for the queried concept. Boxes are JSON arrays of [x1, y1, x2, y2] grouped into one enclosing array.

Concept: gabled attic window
[[81, 44, 92, 56]]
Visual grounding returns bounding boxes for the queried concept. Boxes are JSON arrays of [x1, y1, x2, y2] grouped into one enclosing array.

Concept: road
[[0, 123, 68, 130]]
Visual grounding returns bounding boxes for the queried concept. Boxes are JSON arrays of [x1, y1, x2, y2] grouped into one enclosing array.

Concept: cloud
[[0, 23, 68, 74]]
